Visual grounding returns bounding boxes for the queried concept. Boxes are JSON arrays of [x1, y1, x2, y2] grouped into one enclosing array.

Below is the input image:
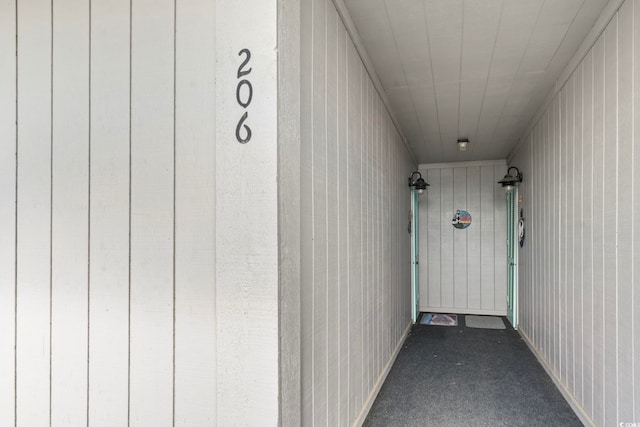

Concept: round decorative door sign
[[452, 210, 472, 229]]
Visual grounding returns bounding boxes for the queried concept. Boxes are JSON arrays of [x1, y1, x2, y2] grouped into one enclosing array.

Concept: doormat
[[465, 315, 505, 330], [420, 313, 458, 326]]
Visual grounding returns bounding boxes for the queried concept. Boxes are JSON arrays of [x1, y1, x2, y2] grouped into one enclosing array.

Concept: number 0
[[236, 79, 253, 109]]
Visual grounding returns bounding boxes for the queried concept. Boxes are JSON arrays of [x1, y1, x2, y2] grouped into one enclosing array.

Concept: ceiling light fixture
[[457, 138, 469, 152]]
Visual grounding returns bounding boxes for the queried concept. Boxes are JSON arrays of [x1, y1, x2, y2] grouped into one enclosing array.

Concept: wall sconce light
[[498, 166, 523, 191], [457, 137, 469, 152], [408, 171, 429, 195]]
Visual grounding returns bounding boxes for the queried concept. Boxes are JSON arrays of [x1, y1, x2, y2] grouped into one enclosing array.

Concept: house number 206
[[235, 48, 253, 144]]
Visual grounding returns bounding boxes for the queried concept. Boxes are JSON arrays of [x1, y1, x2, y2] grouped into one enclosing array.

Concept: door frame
[[410, 189, 419, 323], [506, 187, 519, 328]]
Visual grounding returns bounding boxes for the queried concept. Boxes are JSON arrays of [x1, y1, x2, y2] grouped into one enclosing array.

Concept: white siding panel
[[592, 35, 605, 426], [300, 0, 313, 422], [603, 20, 618, 427], [426, 168, 441, 307], [301, 0, 415, 424], [493, 166, 507, 312], [215, 0, 279, 423], [573, 63, 584, 406], [528, 129, 536, 343], [543, 106, 552, 364], [616, 2, 634, 421], [514, 1, 639, 424], [15, 1, 52, 425], [480, 165, 496, 311], [440, 168, 454, 309], [362, 75, 369, 397], [312, 0, 328, 422], [346, 40, 362, 424], [420, 161, 507, 315], [51, 0, 90, 424], [634, 0, 640, 417], [337, 22, 349, 427], [0, 0, 16, 424], [364, 76, 372, 394], [6, 1, 287, 425], [174, 0, 216, 424], [559, 84, 568, 385], [374, 93, 381, 388], [358, 62, 366, 411], [453, 167, 467, 308], [581, 50, 594, 417], [129, 0, 175, 424], [466, 166, 481, 310], [565, 75, 575, 391], [326, 6, 340, 426], [88, 0, 130, 424], [552, 95, 561, 373]]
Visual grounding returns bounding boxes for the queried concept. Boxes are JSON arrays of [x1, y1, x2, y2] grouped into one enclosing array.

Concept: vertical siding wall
[[0, 1, 280, 426], [215, 1, 280, 424], [512, 0, 640, 424], [418, 161, 507, 316], [300, 0, 415, 425]]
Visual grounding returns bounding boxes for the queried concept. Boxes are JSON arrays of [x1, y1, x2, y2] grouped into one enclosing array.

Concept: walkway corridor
[[364, 315, 582, 427]]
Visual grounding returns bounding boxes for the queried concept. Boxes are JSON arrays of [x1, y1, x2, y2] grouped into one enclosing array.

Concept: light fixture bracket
[[498, 166, 523, 189], [408, 171, 429, 195]]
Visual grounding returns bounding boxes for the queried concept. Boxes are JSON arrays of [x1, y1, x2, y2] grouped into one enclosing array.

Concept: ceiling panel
[[537, 0, 584, 26], [458, 0, 502, 147], [458, 80, 485, 141], [343, 0, 610, 163], [383, 0, 432, 88], [411, 85, 441, 147], [424, 0, 463, 85], [386, 87, 424, 139], [460, 0, 502, 80]]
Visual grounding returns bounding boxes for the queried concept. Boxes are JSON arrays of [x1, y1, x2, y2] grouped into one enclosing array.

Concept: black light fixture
[[408, 171, 429, 195], [498, 166, 523, 191], [457, 137, 469, 152]]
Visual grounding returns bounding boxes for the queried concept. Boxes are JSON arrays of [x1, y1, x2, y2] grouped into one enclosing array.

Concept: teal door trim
[[506, 188, 518, 328], [410, 190, 419, 323]]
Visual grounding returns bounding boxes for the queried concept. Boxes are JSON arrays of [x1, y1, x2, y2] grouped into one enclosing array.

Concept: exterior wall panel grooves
[[300, 0, 414, 424], [418, 161, 507, 316], [2, 0, 283, 425], [512, 1, 639, 424]]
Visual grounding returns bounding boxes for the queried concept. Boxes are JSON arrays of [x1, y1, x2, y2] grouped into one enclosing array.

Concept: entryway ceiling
[[343, 0, 610, 163]]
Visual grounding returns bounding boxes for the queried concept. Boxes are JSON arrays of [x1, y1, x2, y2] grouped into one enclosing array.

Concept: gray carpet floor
[[363, 314, 583, 427]]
